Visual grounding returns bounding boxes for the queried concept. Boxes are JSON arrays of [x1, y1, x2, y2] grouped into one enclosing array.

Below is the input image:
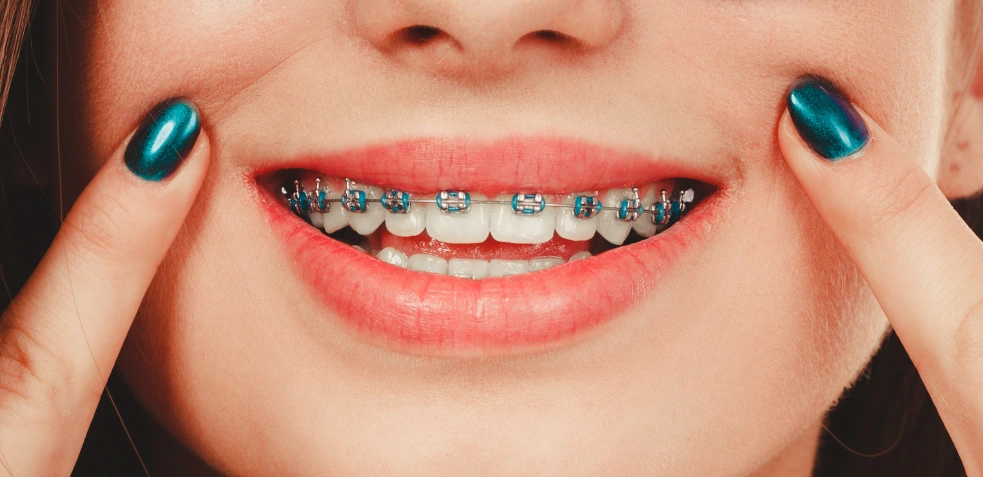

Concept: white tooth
[[407, 254, 448, 274], [555, 193, 599, 241], [348, 186, 385, 235], [385, 203, 427, 237], [309, 211, 324, 228], [488, 259, 529, 277], [489, 194, 556, 244], [321, 189, 349, 233], [426, 193, 490, 244], [529, 257, 564, 271], [568, 251, 592, 262], [682, 189, 695, 202], [596, 189, 635, 245], [448, 259, 489, 279], [353, 245, 368, 253], [631, 186, 659, 238], [376, 247, 408, 268]]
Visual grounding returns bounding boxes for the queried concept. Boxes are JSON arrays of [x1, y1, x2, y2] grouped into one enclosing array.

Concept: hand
[[779, 76, 983, 473], [0, 99, 208, 476]]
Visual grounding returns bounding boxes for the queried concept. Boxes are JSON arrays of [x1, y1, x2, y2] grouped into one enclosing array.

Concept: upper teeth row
[[283, 177, 695, 226]]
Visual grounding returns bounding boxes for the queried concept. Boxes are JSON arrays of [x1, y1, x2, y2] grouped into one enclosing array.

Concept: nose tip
[[355, 0, 624, 77]]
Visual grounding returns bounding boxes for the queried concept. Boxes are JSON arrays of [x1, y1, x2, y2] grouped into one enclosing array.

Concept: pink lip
[[255, 137, 728, 354]]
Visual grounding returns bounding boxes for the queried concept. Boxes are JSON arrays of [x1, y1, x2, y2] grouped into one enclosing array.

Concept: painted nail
[[123, 98, 201, 181], [786, 76, 870, 161]]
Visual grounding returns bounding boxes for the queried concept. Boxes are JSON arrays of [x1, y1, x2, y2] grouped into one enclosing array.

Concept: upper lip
[[252, 136, 729, 193]]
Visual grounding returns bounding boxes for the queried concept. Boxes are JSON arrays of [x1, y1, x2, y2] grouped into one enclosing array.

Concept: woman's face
[[60, 1, 977, 475]]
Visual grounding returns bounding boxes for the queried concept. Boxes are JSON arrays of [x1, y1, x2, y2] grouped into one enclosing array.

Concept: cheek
[[61, 0, 342, 189], [649, 2, 951, 172], [617, 166, 888, 472]]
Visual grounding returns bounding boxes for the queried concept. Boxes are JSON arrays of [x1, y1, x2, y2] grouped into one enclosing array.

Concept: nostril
[[532, 30, 569, 42], [400, 25, 445, 44], [522, 29, 582, 50]]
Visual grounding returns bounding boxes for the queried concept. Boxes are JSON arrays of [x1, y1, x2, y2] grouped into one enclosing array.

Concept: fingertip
[[775, 76, 952, 256], [76, 99, 211, 251]]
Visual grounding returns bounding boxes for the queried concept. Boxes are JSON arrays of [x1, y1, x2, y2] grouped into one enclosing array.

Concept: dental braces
[[282, 177, 695, 225]]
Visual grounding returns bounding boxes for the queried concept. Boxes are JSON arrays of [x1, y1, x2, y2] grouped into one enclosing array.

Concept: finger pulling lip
[[254, 137, 730, 355]]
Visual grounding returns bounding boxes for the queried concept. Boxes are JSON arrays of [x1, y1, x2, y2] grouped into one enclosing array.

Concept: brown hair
[[0, 1, 980, 475], [0, 0, 31, 120]]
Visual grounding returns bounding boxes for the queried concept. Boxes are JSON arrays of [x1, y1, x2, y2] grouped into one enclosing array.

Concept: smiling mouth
[[256, 137, 724, 354], [268, 171, 711, 278]]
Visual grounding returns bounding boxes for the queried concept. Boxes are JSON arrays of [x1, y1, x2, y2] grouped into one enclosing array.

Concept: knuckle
[[0, 320, 76, 424], [60, 190, 133, 281], [860, 164, 936, 233], [950, 299, 983, 388]]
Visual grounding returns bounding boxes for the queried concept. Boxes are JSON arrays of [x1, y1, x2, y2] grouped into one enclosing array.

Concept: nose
[[354, 0, 625, 78]]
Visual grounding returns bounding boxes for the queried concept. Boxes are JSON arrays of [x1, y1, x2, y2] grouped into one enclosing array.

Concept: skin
[[1, 0, 982, 475]]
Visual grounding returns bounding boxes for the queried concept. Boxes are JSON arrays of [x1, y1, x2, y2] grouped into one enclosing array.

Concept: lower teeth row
[[365, 247, 592, 279]]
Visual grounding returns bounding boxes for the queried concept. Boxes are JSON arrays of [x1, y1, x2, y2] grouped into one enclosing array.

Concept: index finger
[[0, 99, 208, 476], [778, 76, 983, 468]]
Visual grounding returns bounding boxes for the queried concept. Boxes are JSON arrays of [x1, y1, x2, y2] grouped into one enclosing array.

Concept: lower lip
[[264, 192, 722, 355]]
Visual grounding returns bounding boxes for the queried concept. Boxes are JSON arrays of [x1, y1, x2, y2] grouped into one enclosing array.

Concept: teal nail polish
[[124, 98, 200, 181], [786, 76, 869, 161]]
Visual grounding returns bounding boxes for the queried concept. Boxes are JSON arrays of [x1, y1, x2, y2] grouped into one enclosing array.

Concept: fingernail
[[124, 98, 201, 181], [786, 76, 870, 161]]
